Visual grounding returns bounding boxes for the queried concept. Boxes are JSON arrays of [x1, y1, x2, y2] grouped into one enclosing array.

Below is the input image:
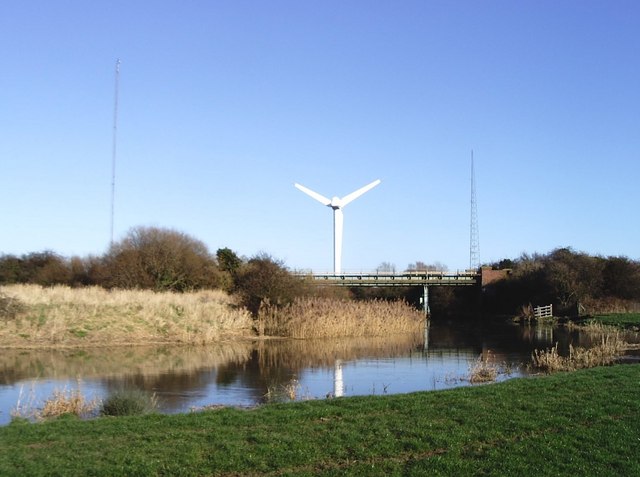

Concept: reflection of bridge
[[299, 271, 481, 315]]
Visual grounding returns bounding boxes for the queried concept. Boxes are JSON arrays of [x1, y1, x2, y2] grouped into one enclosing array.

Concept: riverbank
[[590, 312, 640, 329], [0, 284, 254, 347], [0, 285, 425, 347], [1, 364, 638, 476]]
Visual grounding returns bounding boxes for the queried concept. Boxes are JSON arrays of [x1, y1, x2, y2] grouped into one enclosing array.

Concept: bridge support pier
[[421, 285, 430, 317]]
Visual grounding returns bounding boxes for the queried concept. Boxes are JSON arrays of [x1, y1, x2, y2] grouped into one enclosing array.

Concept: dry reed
[[39, 388, 99, 419], [531, 334, 628, 373], [0, 284, 253, 347], [264, 378, 301, 403], [580, 297, 640, 314], [12, 381, 99, 421], [259, 297, 425, 339], [468, 351, 499, 383], [565, 321, 618, 335]]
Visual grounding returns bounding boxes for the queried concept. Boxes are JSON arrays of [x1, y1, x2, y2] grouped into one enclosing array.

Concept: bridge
[[297, 270, 481, 315], [304, 271, 479, 287]]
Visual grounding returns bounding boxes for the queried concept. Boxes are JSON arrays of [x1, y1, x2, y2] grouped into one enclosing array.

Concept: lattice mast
[[469, 151, 480, 270], [110, 59, 121, 246]]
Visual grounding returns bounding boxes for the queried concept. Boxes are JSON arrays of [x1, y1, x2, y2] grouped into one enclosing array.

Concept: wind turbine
[[294, 179, 381, 274]]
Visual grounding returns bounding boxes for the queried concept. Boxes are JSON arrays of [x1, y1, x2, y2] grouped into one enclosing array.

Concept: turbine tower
[[469, 151, 480, 270], [295, 179, 381, 274]]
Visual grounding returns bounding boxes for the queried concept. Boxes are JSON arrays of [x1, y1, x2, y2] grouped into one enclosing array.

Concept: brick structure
[[480, 267, 511, 288]]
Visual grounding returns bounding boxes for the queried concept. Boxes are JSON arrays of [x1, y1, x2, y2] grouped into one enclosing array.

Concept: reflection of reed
[[256, 332, 425, 370], [0, 342, 253, 385]]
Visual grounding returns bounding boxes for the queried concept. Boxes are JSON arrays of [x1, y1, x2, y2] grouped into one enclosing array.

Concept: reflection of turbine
[[294, 179, 381, 274], [334, 359, 344, 397]]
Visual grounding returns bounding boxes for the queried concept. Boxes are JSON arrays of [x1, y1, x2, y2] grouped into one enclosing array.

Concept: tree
[[104, 226, 220, 292], [0, 251, 71, 286], [375, 262, 396, 273], [216, 248, 243, 274], [406, 261, 448, 272], [602, 256, 640, 300], [544, 248, 604, 309], [216, 247, 244, 292], [0, 254, 23, 284], [233, 253, 310, 315]]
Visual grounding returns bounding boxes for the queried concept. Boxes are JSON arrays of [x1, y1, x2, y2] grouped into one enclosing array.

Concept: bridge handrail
[[303, 272, 478, 278]]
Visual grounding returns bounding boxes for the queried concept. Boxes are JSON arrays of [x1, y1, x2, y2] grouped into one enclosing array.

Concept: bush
[[0, 292, 24, 320], [233, 253, 311, 316], [484, 249, 640, 315], [0, 251, 71, 286], [100, 389, 157, 416], [104, 226, 222, 292]]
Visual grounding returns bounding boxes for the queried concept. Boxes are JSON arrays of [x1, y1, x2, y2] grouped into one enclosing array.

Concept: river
[[1, 318, 637, 425]]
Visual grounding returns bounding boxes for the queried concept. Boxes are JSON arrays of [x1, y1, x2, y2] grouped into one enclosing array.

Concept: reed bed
[[580, 297, 640, 314], [0, 284, 253, 347], [259, 297, 425, 339], [531, 334, 628, 373]]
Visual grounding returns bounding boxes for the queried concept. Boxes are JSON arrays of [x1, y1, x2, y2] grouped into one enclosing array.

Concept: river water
[[1, 319, 637, 425]]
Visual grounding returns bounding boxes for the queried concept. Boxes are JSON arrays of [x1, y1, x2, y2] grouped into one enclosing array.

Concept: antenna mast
[[110, 59, 120, 246], [469, 150, 480, 270]]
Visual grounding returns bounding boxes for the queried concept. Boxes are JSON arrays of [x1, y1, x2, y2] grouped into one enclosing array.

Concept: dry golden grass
[[39, 388, 99, 419], [580, 296, 640, 314], [468, 351, 499, 384], [0, 284, 253, 347], [259, 297, 425, 339], [12, 380, 100, 421], [531, 334, 628, 373]]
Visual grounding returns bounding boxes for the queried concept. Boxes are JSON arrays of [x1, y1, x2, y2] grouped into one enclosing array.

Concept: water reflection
[[1, 320, 637, 425]]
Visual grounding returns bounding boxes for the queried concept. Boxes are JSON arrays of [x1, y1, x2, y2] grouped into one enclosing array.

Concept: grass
[[259, 297, 425, 338], [590, 312, 640, 329], [0, 284, 254, 347], [0, 364, 638, 476]]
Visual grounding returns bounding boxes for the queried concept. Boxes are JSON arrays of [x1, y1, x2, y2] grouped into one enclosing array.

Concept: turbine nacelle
[[329, 197, 342, 209]]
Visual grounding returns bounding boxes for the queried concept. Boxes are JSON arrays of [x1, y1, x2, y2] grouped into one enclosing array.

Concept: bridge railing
[[295, 271, 479, 287]]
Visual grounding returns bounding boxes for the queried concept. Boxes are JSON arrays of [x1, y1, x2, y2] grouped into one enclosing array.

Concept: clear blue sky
[[1, 1, 638, 272]]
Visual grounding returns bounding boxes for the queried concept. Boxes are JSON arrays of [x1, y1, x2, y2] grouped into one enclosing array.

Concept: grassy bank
[[590, 312, 640, 329], [1, 364, 638, 476], [0, 284, 254, 347], [1, 285, 426, 347]]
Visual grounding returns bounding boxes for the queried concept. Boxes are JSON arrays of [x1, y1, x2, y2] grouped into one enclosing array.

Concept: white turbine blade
[[340, 179, 381, 207], [294, 183, 331, 206], [333, 208, 344, 274]]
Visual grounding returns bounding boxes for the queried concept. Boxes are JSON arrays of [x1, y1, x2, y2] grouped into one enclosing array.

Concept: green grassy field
[[1, 364, 639, 476], [591, 312, 640, 329]]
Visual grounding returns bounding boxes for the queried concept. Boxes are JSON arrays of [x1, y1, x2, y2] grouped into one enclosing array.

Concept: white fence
[[534, 304, 553, 319]]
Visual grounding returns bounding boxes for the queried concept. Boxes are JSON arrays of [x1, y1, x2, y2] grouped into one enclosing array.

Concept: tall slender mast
[[110, 59, 120, 246], [469, 150, 480, 270]]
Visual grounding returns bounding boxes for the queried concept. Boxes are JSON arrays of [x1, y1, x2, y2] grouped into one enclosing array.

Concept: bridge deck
[[303, 272, 479, 287]]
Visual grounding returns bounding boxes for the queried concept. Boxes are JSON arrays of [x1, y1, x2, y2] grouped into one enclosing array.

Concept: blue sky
[[1, 1, 638, 272]]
